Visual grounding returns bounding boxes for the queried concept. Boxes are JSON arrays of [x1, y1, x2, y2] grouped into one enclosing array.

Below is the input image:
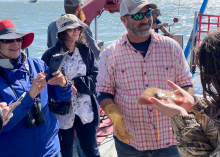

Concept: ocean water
[[0, 0, 220, 58]]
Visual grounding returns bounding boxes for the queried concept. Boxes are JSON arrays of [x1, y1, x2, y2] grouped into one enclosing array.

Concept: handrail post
[[190, 11, 198, 73]]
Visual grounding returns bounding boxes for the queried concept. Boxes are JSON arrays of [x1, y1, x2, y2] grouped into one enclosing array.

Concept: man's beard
[[127, 18, 152, 37]]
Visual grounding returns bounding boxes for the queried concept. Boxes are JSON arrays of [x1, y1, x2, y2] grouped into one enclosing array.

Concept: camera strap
[[0, 67, 18, 98]]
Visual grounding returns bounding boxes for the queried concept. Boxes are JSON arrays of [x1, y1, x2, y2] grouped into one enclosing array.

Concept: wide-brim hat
[[56, 14, 85, 38], [0, 20, 34, 49], [120, 0, 157, 16]]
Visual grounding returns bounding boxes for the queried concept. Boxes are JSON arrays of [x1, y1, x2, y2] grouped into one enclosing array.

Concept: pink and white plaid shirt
[[96, 30, 192, 150]]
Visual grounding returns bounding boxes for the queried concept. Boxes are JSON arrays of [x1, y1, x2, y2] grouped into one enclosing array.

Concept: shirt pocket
[[114, 68, 135, 91], [148, 65, 175, 88]]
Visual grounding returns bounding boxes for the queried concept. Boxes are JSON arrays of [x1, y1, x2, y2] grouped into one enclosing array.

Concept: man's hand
[[168, 33, 174, 38], [29, 72, 47, 99], [113, 117, 134, 143], [0, 102, 20, 126], [104, 103, 134, 144], [47, 71, 68, 88]]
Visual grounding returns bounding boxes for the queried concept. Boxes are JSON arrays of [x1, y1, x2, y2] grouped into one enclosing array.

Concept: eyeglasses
[[0, 38, 24, 44], [74, 27, 81, 31], [125, 10, 152, 21], [67, 27, 81, 32]]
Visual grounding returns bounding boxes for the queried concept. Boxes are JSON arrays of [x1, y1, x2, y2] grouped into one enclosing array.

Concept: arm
[[160, 26, 174, 38], [1, 93, 35, 132], [152, 23, 168, 29], [43, 64, 72, 102], [96, 49, 134, 143], [171, 114, 214, 156], [73, 49, 98, 95], [41, 52, 73, 101], [174, 43, 193, 94], [148, 85, 214, 157]]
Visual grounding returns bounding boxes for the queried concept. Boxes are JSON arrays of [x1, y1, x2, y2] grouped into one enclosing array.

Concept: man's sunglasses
[[125, 10, 152, 21], [0, 38, 24, 44]]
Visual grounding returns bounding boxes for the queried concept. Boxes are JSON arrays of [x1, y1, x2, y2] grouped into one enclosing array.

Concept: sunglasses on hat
[[0, 38, 24, 44], [125, 10, 152, 21]]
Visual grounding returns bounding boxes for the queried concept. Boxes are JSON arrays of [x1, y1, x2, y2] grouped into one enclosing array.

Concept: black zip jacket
[[41, 42, 100, 128]]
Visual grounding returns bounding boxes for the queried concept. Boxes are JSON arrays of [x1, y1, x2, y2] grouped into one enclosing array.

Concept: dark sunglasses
[[0, 38, 24, 44], [125, 10, 152, 21], [69, 27, 81, 31], [74, 27, 81, 31]]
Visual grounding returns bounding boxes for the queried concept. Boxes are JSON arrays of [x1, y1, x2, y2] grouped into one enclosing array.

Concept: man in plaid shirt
[[96, 0, 194, 156]]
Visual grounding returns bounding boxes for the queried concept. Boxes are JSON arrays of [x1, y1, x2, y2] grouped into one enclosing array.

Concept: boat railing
[[188, 12, 220, 74]]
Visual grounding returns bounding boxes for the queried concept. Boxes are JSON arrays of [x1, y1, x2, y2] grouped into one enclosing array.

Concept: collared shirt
[[54, 48, 94, 130], [96, 30, 192, 150]]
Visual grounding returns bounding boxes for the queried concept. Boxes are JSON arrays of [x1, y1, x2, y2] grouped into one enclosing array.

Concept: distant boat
[[29, 0, 37, 3]]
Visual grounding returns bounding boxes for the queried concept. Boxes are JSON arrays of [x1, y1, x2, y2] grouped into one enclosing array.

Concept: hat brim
[[129, 3, 157, 15], [152, 11, 162, 16], [0, 32, 34, 49], [56, 24, 85, 38]]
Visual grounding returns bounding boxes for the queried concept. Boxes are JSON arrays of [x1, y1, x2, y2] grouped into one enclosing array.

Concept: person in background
[[151, 8, 174, 38], [0, 102, 14, 132], [96, 0, 194, 156], [0, 19, 72, 157], [47, 0, 101, 60], [42, 14, 100, 157]]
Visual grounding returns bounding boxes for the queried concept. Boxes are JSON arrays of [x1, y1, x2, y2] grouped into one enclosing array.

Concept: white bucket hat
[[56, 14, 85, 38]]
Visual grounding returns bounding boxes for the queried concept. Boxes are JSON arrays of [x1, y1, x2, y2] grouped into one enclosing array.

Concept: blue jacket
[[0, 55, 72, 157]]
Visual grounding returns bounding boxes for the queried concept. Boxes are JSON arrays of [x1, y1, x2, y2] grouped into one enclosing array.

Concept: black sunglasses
[[0, 38, 24, 44], [125, 10, 152, 21]]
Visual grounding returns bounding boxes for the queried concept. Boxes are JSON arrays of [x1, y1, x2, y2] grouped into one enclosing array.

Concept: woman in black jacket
[[41, 14, 100, 157]]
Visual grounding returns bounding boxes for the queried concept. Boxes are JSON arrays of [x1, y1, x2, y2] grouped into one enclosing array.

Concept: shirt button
[[122, 70, 125, 73], [144, 72, 146, 75], [166, 67, 168, 70], [146, 84, 148, 87], [144, 60, 146, 63], [150, 109, 152, 112]]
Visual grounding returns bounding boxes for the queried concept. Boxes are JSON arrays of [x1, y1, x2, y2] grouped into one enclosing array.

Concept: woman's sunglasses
[[125, 10, 152, 21], [0, 38, 24, 44]]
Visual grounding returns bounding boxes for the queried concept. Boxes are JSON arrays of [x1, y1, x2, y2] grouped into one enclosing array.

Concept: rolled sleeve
[[174, 43, 193, 87], [96, 48, 115, 95]]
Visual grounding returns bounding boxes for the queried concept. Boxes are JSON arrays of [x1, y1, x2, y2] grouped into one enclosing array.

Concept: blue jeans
[[114, 136, 180, 157], [58, 115, 100, 157]]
